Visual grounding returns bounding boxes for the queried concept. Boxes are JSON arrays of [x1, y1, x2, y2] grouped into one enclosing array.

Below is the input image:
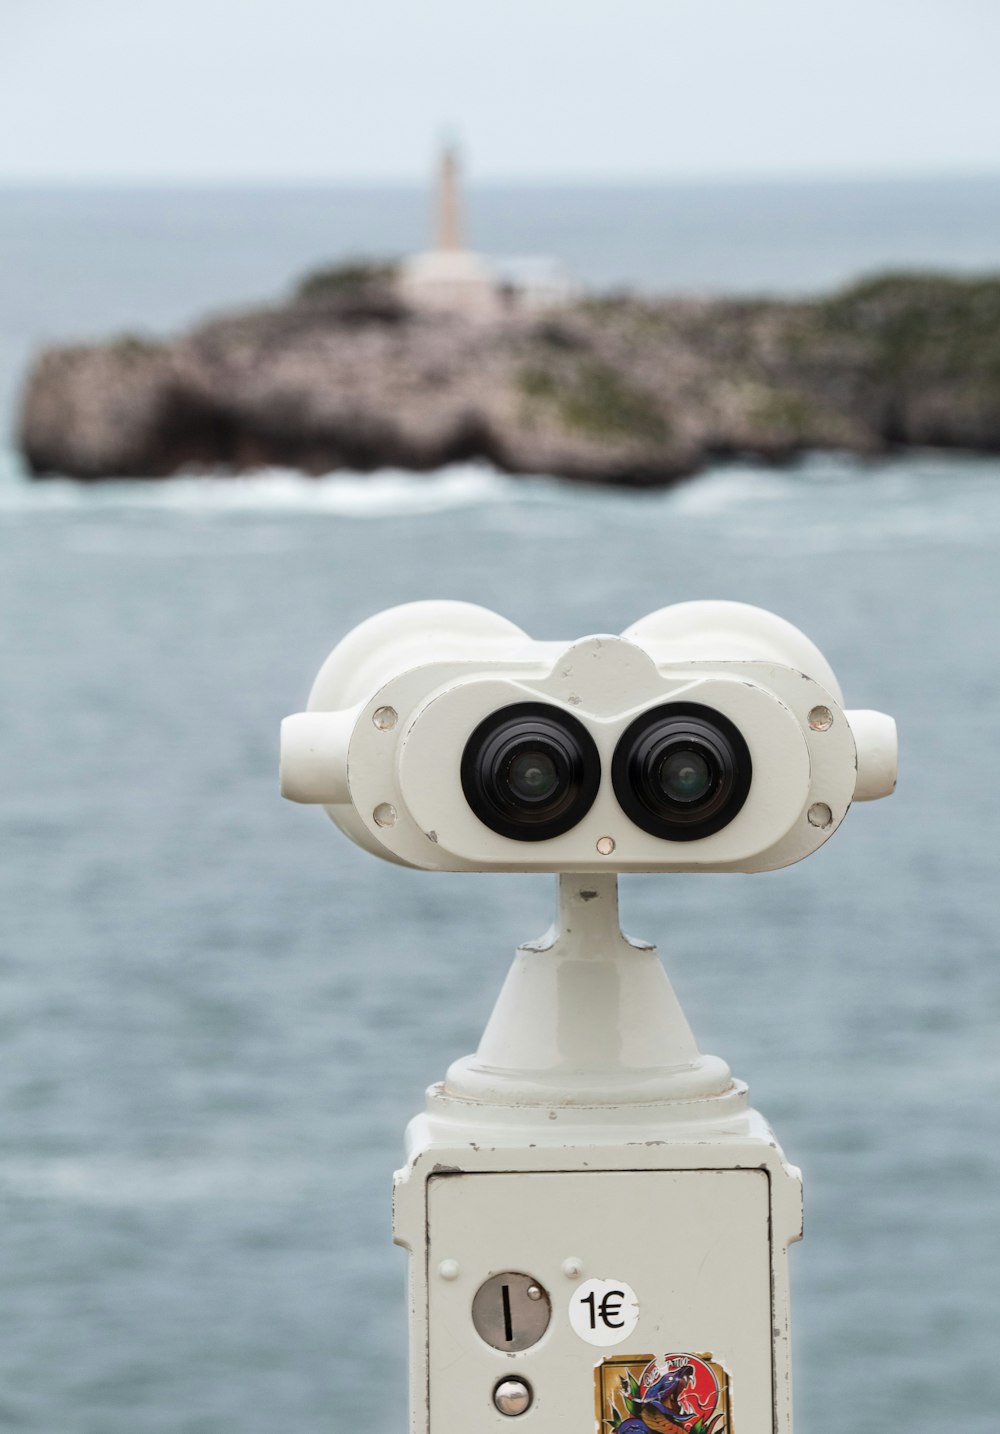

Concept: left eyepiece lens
[[508, 750, 561, 803], [461, 703, 600, 841]]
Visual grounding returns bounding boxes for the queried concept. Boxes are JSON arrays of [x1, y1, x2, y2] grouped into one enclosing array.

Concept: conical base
[[427, 876, 747, 1133]]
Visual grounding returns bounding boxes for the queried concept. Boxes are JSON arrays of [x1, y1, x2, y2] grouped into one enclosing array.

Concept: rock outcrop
[[18, 269, 1000, 486]]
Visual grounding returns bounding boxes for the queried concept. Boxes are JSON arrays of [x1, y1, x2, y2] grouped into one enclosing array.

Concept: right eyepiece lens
[[658, 749, 713, 804], [612, 702, 751, 841]]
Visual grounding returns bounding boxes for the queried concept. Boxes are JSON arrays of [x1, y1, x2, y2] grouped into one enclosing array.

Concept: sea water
[[0, 183, 998, 1434]]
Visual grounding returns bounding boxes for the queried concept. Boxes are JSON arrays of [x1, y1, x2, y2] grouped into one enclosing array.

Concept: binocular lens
[[508, 750, 561, 803], [462, 703, 600, 841], [463, 700, 749, 844], [612, 702, 751, 841], [658, 749, 713, 804]]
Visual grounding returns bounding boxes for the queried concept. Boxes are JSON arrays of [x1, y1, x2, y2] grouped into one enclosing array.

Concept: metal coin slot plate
[[428, 1170, 778, 1431], [472, 1272, 551, 1352]]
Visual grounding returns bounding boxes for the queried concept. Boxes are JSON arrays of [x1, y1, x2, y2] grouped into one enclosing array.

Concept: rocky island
[[18, 265, 1000, 488]]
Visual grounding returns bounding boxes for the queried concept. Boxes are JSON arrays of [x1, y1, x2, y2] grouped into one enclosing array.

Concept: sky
[[2, 0, 999, 184]]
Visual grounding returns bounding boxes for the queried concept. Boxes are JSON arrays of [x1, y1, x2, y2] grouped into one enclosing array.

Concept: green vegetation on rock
[[296, 258, 399, 300], [748, 387, 824, 441], [517, 360, 669, 445], [815, 272, 1000, 381], [110, 333, 166, 358]]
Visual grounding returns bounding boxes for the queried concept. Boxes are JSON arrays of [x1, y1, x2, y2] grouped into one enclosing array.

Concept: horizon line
[[2, 167, 1000, 191]]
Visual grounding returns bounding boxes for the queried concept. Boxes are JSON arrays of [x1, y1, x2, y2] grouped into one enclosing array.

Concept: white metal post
[[394, 875, 802, 1434]]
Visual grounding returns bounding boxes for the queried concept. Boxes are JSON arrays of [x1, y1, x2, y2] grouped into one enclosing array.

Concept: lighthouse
[[398, 145, 572, 320], [398, 145, 504, 320]]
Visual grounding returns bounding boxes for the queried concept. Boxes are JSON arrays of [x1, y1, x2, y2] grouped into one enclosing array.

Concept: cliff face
[[18, 272, 1000, 485]]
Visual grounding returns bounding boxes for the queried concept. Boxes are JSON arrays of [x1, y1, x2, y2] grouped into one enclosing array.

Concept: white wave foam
[[2, 452, 999, 537], [666, 466, 799, 513], [0, 462, 521, 517]]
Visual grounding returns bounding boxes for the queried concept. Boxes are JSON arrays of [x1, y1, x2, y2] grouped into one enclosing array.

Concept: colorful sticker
[[596, 1351, 732, 1434]]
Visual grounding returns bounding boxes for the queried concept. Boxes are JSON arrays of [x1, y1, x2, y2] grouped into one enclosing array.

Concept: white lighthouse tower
[[398, 145, 504, 320]]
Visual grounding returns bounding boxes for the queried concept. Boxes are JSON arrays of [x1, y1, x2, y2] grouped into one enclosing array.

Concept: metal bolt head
[[373, 802, 397, 828], [373, 705, 398, 731], [808, 705, 834, 732], [526, 1284, 542, 1301], [808, 801, 833, 829], [596, 835, 616, 856], [494, 1378, 533, 1417]]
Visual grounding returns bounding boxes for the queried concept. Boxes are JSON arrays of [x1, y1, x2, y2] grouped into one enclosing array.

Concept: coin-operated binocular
[[281, 599, 896, 1434]]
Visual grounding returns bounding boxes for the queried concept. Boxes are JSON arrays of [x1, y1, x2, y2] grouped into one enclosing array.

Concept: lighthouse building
[[398, 147, 573, 321]]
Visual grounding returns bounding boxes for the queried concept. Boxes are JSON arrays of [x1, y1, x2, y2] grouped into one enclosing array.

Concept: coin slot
[[471, 1272, 551, 1352]]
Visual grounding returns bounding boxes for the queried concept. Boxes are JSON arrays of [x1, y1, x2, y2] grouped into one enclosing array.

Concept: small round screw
[[494, 1378, 533, 1417], [596, 835, 616, 856], [373, 705, 398, 731], [437, 1259, 460, 1281], [373, 802, 397, 828], [526, 1284, 543, 1301], [808, 802, 833, 829], [809, 705, 834, 732], [562, 1256, 584, 1280]]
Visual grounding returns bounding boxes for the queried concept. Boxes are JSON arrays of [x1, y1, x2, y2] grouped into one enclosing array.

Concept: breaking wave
[[2, 450, 999, 545], [0, 460, 524, 517]]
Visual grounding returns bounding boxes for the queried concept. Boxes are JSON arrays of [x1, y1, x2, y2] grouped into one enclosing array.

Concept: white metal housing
[[280, 600, 896, 872]]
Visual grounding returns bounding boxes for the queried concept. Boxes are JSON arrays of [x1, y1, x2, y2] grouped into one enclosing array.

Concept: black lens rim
[[461, 702, 601, 842], [612, 701, 752, 841]]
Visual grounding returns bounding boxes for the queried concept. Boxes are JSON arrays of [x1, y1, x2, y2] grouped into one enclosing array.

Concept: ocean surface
[[1, 182, 999, 1434]]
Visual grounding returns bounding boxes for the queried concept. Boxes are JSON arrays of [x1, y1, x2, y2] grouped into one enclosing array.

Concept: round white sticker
[[568, 1278, 639, 1347]]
